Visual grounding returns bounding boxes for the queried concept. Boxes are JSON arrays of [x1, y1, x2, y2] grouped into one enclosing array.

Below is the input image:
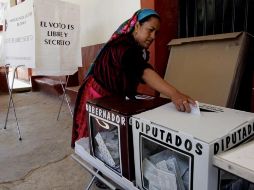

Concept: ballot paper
[[172, 154, 190, 189], [125, 94, 155, 100], [157, 166, 177, 190], [95, 132, 116, 167], [190, 101, 201, 115], [166, 158, 185, 190], [99, 130, 119, 159], [149, 184, 160, 190], [156, 160, 178, 190], [143, 158, 160, 189], [143, 158, 178, 190], [146, 149, 189, 190], [143, 150, 189, 190]]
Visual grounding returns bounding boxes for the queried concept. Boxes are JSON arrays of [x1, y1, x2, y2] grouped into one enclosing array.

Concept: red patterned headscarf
[[86, 9, 160, 77], [110, 8, 160, 41]]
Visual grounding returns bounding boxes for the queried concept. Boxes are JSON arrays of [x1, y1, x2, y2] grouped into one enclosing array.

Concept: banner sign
[[33, 0, 81, 75], [4, 0, 81, 76]]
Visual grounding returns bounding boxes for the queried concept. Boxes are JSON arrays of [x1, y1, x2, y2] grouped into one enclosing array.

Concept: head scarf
[[110, 8, 160, 41], [86, 9, 160, 77]]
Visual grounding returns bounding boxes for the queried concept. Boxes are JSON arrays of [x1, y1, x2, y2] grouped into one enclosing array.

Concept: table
[[213, 140, 254, 183]]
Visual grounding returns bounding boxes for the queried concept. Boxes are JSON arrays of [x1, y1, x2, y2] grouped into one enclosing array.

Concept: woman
[[72, 8, 195, 147]]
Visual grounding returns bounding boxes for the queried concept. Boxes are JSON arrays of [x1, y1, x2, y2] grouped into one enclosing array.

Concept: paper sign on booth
[[4, 0, 35, 68], [33, 0, 81, 76], [4, 0, 81, 76]]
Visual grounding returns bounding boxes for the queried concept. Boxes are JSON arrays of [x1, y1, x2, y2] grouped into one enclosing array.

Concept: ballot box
[[86, 95, 169, 181], [214, 139, 254, 190], [131, 102, 254, 190]]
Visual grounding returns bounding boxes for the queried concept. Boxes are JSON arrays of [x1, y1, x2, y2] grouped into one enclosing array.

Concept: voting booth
[[132, 103, 254, 190], [2, 0, 81, 139], [86, 95, 169, 182], [4, 0, 81, 75]]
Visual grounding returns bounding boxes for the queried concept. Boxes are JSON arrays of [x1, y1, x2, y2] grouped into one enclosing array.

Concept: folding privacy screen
[[164, 32, 253, 110], [4, 0, 81, 76]]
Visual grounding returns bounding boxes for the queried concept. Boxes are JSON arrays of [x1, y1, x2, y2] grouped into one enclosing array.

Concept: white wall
[[61, 0, 140, 46]]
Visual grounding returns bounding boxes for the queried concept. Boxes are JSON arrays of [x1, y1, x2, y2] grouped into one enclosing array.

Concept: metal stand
[[4, 64, 24, 141], [71, 154, 117, 190], [57, 75, 73, 120]]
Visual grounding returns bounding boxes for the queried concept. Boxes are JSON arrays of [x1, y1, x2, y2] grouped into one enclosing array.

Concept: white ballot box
[[132, 102, 254, 190]]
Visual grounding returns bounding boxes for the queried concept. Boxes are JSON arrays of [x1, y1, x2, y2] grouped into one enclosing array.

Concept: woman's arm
[[142, 68, 196, 112]]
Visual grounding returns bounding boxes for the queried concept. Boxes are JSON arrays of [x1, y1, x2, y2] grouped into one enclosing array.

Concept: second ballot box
[[86, 95, 169, 182]]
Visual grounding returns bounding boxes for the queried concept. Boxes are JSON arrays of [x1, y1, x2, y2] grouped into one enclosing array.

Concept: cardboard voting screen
[[164, 32, 252, 108], [4, 0, 81, 76]]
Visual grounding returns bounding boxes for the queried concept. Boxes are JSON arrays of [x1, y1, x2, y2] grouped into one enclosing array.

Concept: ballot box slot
[[199, 105, 224, 113]]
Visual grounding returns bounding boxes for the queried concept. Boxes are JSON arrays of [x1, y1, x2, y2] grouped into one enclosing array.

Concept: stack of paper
[[143, 150, 189, 190]]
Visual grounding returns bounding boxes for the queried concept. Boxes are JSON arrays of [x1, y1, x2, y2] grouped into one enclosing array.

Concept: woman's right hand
[[170, 90, 196, 113]]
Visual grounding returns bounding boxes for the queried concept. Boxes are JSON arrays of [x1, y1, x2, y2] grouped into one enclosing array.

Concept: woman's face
[[133, 17, 160, 49]]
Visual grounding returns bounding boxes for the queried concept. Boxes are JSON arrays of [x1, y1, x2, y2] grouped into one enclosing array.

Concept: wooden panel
[[66, 85, 80, 108], [154, 0, 178, 77], [79, 43, 104, 83], [0, 67, 8, 93], [16, 68, 30, 81]]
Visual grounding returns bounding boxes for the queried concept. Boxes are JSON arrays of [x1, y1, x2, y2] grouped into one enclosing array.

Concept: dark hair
[[139, 14, 161, 25]]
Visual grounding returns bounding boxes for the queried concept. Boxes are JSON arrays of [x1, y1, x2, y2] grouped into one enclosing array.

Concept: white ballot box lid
[[213, 139, 254, 183], [132, 102, 254, 143]]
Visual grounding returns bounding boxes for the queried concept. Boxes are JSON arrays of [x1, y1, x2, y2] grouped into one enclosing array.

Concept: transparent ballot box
[[132, 102, 254, 190], [87, 95, 169, 181]]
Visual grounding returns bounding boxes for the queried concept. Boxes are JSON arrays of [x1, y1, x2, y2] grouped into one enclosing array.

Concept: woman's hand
[[142, 68, 196, 113], [170, 90, 196, 113]]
